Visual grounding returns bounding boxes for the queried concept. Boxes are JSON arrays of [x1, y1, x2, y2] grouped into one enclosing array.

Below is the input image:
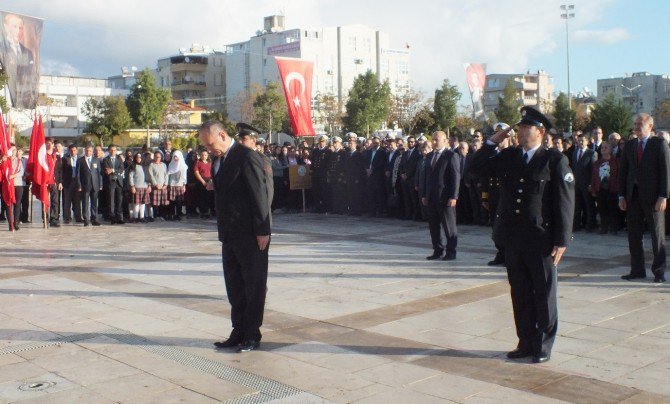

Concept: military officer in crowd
[[236, 123, 274, 220], [471, 106, 575, 364], [344, 133, 365, 215], [311, 135, 330, 213], [327, 136, 347, 214]]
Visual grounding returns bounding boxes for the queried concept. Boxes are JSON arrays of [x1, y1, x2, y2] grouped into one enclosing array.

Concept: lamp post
[[621, 84, 642, 113], [561, 5, 575, 133]]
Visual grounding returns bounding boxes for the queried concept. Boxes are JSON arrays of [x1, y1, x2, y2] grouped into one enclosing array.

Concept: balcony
[[46, 106, 79, 117], [171, 80, 206, 92]]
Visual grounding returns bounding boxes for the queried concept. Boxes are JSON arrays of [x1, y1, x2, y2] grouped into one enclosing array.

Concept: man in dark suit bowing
[[198, 120, 271, 352], [421, 130, 461, 261], [619, 113, 670, 283], [76, 145, 103, 226], [470, 106, 574, 364]]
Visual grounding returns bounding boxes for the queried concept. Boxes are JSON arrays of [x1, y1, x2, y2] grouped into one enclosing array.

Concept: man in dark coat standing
[[101, 145, 125, 224], [199, 120, 271, 352], [76, 145, 103, 226], [471, 106, 574, 364], [421, 131, 461, 261], [618, 113, 670, 283], [399, 136, 422, 220]]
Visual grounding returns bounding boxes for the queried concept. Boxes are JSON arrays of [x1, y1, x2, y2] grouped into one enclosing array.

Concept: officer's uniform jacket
[[471, 143, 575, 252]]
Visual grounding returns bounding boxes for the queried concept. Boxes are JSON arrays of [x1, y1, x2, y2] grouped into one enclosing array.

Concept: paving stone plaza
[[0, 213, 669, 403]]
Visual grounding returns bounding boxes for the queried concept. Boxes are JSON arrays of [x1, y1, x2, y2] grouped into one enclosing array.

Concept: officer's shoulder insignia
[[564, 173, 574, 183]]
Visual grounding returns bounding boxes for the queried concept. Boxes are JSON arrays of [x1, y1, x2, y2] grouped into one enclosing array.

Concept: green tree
[[553, 92, 576, 134], [125, 68, 170, 147], [202, 109, 237, 135], [653, 98, 670, 129], [252, 81, 288, 135], [433, 79, 461, 132], [495, 78, 520, 125], [389, 88, 426, 134], [343, 71, 391, 135], [82, 96, 133, 146], [0, 68, 8, 111], [590, 93, 633, 136], [315, 93, 343, 134], [411, 105, 436, 135]]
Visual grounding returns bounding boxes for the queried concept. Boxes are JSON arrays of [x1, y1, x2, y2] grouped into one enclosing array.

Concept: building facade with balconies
[[484, 70, 554, 119], [597, 72, 670, 115]]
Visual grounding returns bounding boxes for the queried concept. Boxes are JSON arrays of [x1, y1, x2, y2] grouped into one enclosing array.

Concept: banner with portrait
[[0, 11, 43, 110], [464, 63, 486, 120]]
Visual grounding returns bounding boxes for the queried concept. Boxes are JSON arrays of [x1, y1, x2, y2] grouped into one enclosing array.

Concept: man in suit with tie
[[365, 136, 387, 217], [619, 113, 670, 283], [399, 136, 422, 220], [101, 144, 125, 224], [470, 106, 575, 364], [199, 120, 271, 352], [570, 133, 597, 231], [1, 13, 36, 109], [62, 144, 82, 224], [76, 145, 102, 226], [421, 131, 461, 261]]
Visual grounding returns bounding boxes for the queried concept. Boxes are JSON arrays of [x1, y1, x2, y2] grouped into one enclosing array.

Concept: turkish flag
[[275, 57, 316, 137], [0, 111, 15, 206], [29, 114, 50, 208]]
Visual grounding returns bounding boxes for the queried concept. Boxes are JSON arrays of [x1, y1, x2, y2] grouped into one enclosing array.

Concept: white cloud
[[9, 0, 617, 98], [40, 59, 81, 76], [573, 28, 630, 44]]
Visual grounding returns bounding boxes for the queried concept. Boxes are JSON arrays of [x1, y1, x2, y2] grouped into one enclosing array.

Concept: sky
[[4, 0, 669, 107]]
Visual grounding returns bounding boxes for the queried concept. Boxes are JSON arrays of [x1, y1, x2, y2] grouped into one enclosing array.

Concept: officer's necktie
[[636, 140, 643, 164], [523, 152, 529, 166], [431, 152, 439, 168]]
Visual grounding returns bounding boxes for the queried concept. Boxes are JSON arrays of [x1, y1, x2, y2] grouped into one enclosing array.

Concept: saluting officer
[[470, 106, 575, 364]]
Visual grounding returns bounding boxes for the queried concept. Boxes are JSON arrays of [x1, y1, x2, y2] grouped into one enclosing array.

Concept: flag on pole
[[29, 114, 50, 208], [0, 111, 15, 206], [275, 57, 316, 137]]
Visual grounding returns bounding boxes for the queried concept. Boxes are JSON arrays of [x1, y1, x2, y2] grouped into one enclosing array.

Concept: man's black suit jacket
[[366, 147, 387, 176], [61, 154, 79, 187], [101, 155, 125, 187], [213, 143, 271, 242], [618, 136, 670, 205], [421, 149, 460, 205], [399, 147, 422, 180], [569, 148, 597, 189], [76, 156, 103, 191]]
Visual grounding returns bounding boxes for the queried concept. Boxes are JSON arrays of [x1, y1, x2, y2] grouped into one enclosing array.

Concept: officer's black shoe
[[654, 274, 666, 283], [238, 340, 260, 352], [621, 274, 646, 281], [532, 352, 551, 363], [506, 346, 533, 359], [214, 331, 243, 349], [442, 253, 456, 261], [487, 258, 505, 266], [426, 253, 442, 260]]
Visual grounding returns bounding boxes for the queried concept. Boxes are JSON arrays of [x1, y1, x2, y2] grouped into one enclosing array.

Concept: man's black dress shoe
[[442, 253, 456, 261], [426, 254, 442, 261], [92, 221, 101, 226], [83, 221, 89, 227], [621, 274, 646, 281], [532, 352, 550, 363], [506, 347, 532, 359], [654, 274, 666, 283], [487, 258, 505, 266], [214, 336, 243, 349], [238, 340, 260, 352]]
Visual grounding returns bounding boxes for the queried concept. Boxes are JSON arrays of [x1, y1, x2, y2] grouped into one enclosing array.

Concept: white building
[[156, 16, 411, 127], [597, 72, 670, 115], [484, 70, 555, 117], [11, 75, 129, 138]]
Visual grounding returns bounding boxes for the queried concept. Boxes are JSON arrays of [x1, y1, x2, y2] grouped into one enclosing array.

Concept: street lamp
[[561, 4, 575, 133], [621, 83, 642, 113]]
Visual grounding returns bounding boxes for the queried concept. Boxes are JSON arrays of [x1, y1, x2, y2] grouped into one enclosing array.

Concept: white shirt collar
[[523, 144, 542, 162]]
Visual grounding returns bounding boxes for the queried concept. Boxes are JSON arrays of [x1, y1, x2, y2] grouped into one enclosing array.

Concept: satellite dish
[[185, 57, 190, 63]]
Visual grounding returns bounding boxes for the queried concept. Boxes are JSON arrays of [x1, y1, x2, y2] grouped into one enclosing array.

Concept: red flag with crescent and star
[[29, 114, 50, 208], [275, 57, 316, 137], [0, 110, 16, 206]]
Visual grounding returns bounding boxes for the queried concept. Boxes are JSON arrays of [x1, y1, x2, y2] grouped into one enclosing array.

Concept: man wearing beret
[[198, 120, 271, 352], [471, 106, 575, 363]]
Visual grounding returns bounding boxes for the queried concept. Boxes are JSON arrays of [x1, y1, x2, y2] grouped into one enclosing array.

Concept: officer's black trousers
[[505, 249, 557, 355], [626, 191, 666, 278], [222, 235, 269, 341]]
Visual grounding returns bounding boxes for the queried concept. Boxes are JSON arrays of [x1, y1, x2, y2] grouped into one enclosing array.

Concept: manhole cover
[[18, 381, 56, 392]]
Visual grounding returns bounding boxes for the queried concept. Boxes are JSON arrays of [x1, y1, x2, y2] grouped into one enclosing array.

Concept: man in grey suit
[[76, 145, 103, 226], [619, 113, 670, 283], [570, 133, 597, 231], [1, 13, 36, 109]]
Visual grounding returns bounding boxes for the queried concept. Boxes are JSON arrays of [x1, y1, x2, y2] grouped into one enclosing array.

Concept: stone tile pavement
[[0, 213, 668, 403]]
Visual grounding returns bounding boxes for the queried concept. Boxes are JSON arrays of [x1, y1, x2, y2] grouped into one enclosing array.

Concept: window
[[349, 36, 357, 51]]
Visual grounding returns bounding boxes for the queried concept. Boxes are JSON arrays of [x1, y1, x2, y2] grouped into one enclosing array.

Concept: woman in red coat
[[590, 141, 620, 234]]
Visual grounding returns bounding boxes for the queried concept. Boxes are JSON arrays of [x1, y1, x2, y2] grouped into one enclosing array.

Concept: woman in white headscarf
[[167, 150, 188, 220]]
